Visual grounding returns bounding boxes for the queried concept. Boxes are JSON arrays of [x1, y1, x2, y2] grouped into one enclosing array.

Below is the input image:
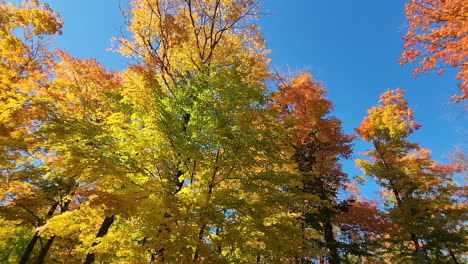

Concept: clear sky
[[43, 0, 466, 199]]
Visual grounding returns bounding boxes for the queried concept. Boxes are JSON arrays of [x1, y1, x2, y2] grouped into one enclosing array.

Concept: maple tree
[[0, 0, 61, 192], [400, 0, 468, 103], [271, 73, 355, 263], [334, 196, 398, 264], [0, 0, 65, 262], [90, 0, 301, 262], [356, 89, 467, 264], [17, 0, 301, 262], [1, 46, 123, 263], [33, 51, 123, 263]]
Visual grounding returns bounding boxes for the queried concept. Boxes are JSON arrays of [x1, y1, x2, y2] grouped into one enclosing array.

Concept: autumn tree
[[1, 0, 303, 263], [400, 0, 468, 103], [0, 0, 65, 262], [330, 182, 401, 264], [0, 0, 62, 197], [1, 44, 123, 263], [271, 73, 355, 263], [55, 0, 303, 263], [5, 1, 467, 263], [334, 197, 397, 264], [356, 89, 467, 264], [32, 51, 125, 263]]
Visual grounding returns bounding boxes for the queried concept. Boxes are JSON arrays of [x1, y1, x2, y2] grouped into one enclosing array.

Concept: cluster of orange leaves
[[271, 73, 353, 154], [400, 0, 468, 102]]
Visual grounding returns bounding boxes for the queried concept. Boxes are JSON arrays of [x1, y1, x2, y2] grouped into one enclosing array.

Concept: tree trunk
[[19, 232, 40, 264], [410, 233, 426, 264], [193, 223, 207, 262], [19, 201, 59, 264], [392, 186, 426, 264], [323, 221, 340, 264], [34, 235, 55, 264], [83, 215, 115, 264], [34, 198, 73, 264], [448, 249, 459, 264], [376, 146, 427, 264]]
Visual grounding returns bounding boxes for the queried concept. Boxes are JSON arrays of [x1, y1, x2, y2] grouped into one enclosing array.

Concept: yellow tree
[[0, 0, 62, 262], [1, 47, 123, 263], [1, 1, 304, 263], [30, 51, 124, 263], [70, 0, 303, 263], [0, 0, 62, 163]]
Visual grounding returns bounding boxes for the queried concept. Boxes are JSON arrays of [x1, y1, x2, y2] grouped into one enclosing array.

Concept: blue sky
[[43, 0, 466, 199]]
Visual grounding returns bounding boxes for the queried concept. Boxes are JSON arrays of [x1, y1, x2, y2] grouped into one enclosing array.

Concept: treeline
[[0, 0, 466, 263]]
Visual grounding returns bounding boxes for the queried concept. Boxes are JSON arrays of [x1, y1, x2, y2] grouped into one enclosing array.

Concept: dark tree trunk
[[34, 235, 55, 264], [34, 199, 73, 264], [323, 221, 340, 264], [83, 215, 115, 264], [193, 223, 206, 262], [19, 232, 40, 264], [410, 233, 426, 264], [448, 249, 459, 264], [19, 201, 59, 264]]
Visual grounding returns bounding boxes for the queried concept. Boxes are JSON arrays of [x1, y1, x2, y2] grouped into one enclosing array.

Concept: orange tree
[[400, 0, 468, 103], [270, 73, 355, 264]]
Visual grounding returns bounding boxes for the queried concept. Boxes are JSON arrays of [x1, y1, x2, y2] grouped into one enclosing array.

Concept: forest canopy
[[0, 0, 466, 263]]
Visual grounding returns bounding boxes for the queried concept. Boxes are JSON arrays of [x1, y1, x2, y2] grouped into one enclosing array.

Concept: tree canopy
[[0, 0, 466, 263]]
